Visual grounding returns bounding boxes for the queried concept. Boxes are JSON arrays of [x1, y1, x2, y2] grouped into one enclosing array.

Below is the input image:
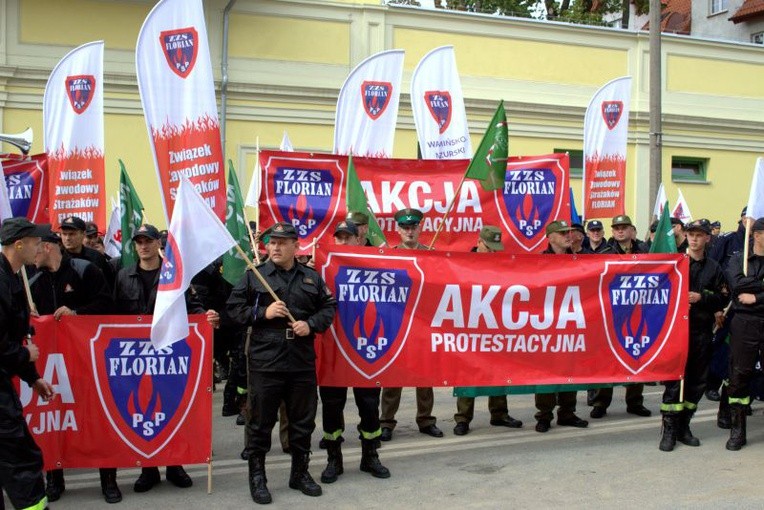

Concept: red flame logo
[[514, 192, 540, 227], [288, 193, 314, 226], [353, 301, 385, 344], [621, 302, 647, 341], [127, 373, 163, 419]]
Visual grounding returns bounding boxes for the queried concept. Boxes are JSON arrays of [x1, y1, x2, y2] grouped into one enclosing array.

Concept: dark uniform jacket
[[584, 239, 614, 254], [68, 245, 115, 289], [726, 252, 764, 317], [0, 254, 41, 438], [710, 222, 746, 271], [688, 255, 729, 332], [226, 259, 337, 372], [608, 239, 647, 254], [30, 255, 112, 315], [113, 262, 204, 315]]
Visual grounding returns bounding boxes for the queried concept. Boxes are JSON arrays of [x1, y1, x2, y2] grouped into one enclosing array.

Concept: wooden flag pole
[[679, 378, 685, 405], [20, 266, 37, 318], [428, 173, 467, 250], [242, 207, 261, 264], [743, 217, 752, 276], [207, 459, 213, 494], [234, 244, 296, 323], [254, 137, 261, 232]]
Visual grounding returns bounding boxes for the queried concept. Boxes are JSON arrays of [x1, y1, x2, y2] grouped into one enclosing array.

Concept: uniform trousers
[[728, 314, 764, 404], [454, 396, 509, 424], [320, 386, 381, 438], [534, 391, 578, 422], [0, 427, 46, 510], [662, 329, 712, 411], [380, 387, 435, 429]]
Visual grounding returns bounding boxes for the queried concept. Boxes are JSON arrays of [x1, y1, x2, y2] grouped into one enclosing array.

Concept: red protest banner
[[2, 154, 49, 223], [18, 315, 212, 471], [314, 247, 688, 387], [258, 151, 570, 253]]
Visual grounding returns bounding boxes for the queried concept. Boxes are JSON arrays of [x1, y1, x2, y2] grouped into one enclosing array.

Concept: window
[[671, 157, 708, 183], [710, 0, 728, 15], [753, 32, 764, 45], [554, 149, 583, 178]]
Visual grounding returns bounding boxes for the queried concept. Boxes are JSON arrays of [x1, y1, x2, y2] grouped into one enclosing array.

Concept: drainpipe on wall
[[220, 0, 237, 159]]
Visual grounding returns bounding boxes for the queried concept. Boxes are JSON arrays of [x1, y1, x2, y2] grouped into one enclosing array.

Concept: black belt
[[258, 327, 295, 339]]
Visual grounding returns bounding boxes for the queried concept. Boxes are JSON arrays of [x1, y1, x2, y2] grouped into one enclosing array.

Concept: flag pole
[[254, 137, 261, 231], [20, 266, 37, 316], [207, 459, 213, 494], [743, 217, 752, 276], [234, 244, 297, 323], [428, 172, 467, 250], [242, 207, 261, 264]]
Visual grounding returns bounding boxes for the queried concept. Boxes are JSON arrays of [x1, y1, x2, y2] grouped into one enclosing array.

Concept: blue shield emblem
[[323, 254, 423, 379], [600, 261, 683, 374], [160, 27, 199, 79], [495, 156, 569, 253], [2, 158, 46, 221], [264, 155, 345, 241], [424, 91, 452, 134], [362, 81, 392, 120], [601, 101, 623, 130], [90, 323, 205, 457], [158, 234, 183, 291], [66, 75, 95, 114]]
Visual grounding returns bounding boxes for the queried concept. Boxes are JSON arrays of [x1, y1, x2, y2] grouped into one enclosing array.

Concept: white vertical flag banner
[[582, 76, 631, 220], [653, 182, 667, 218], [410, 46, 472, 160], [43, 41, 106, 230], [245, 139, 261, 209], [745, 157, 764, 219], [103, 197, 122, 258], [333, 49, 404, 158], [151, 178, 236, 349], [672, 188, 693, 224], [0, 161, 12, 222], [137, 0, 226, 223], [280, 131, 294, 152]]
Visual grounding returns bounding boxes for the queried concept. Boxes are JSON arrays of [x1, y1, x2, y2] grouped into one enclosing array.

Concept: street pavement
[[6, 385, 764, 509]]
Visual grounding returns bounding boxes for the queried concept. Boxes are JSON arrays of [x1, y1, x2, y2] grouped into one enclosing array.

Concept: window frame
[[671, 156, 709, 184], [709, 0, 729, 15], [554, 148, 583, 179]]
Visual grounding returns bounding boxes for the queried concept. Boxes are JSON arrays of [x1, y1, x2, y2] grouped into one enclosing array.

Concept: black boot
[[659, 413, 677, 452], [360, 439, 391, 479], [288, 452, 322, 497], [676, 410, 700, 447], [248, 455, 272, 504], [45, 469, 65, 502], [726, 404, 747, 451], [99, 468, 122, 504], [717, 384, 731, 429], [320, 440, 343, 484], [221, 380, 239, 417]]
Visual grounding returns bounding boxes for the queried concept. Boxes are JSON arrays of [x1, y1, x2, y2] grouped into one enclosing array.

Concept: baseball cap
[[40, 226, 61, 244], [752, 218, 764, 232], [611, 215, 633, 227], [60, 216, 86, 231], [571, 223, 585, 235], [347, 211, 369, 226], [545, 220, 573, 236], [268, 222, 298, 239], [479, 225, 504, 251], [394, 208, 423, 226], [685, 219, 711, 234], [0, 218, 51, 245], [85, 221, 100, 237], [586, 220, 604, 231], [710, 221, 721, 229], [649, 220, 659, 233], [132, 224, 161, 241], [669, 217, 684, 228], [334, 220, 358, 237]]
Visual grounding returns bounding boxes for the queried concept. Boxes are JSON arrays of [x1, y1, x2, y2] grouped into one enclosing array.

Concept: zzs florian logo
[[323, 254, 423, 379], [599, 261, 683, 374]]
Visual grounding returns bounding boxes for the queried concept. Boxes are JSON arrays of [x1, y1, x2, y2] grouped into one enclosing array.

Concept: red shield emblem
[[159, 27, 199, 79], [263, 155, 345, 242], [361, 81, 392, 120], [424, 91, 452, 134], [322, 253, 423, 379], [601, 101, 623, 130], [158, 234, 183, 292], [599, 260, 683, 374], [89, 322, 206, 458], [65, 75, 96, 114], [495, 155, 569, 253]]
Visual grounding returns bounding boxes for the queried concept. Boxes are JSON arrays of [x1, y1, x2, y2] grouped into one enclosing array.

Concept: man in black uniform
[[346, 211, 373, 246], [535, 220, 588, 433], [589, 215, 651, 419], [0, 218, 55, 510], [724, 217, 764, 450], [454, 226, 523, 436], [658, 220, 728, 451], [380, 208, 442, 441], [319, 221, 389, 484], [582, 220, 613, 254], [672, 218, 688, 252], [113, 224, 219, 492], [30, 229, 121, 503], [59, 216, 114, 288], [227, 222, 336, 504]]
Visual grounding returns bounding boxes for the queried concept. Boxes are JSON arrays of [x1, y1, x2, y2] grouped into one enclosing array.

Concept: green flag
[[650, 200, 678, 253], [346, 155, 388, 247], [119, 160, 144, 268], [465, 100, 508, 191], [222, 160, 254, 285]]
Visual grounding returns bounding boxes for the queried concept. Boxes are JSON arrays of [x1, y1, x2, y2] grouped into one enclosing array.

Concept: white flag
[[245, 143, 262, 208], [582, 76, 631, 220], [43, 41, 106, 230], [333, 50, 404, 157], [672, 188, 693, 224], [280, 131, 294, 152], [137, 0, 226, 223], [653, 183, 667, 219], [410, 46, 471, 160], [0, 162, 12, 222], [103, 197, 122, 258], [151, 178, 236, 349], [745, 157, 764, 220]]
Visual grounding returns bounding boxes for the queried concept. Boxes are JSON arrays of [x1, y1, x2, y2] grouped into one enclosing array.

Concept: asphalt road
[[6, 386, 764, 509]]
